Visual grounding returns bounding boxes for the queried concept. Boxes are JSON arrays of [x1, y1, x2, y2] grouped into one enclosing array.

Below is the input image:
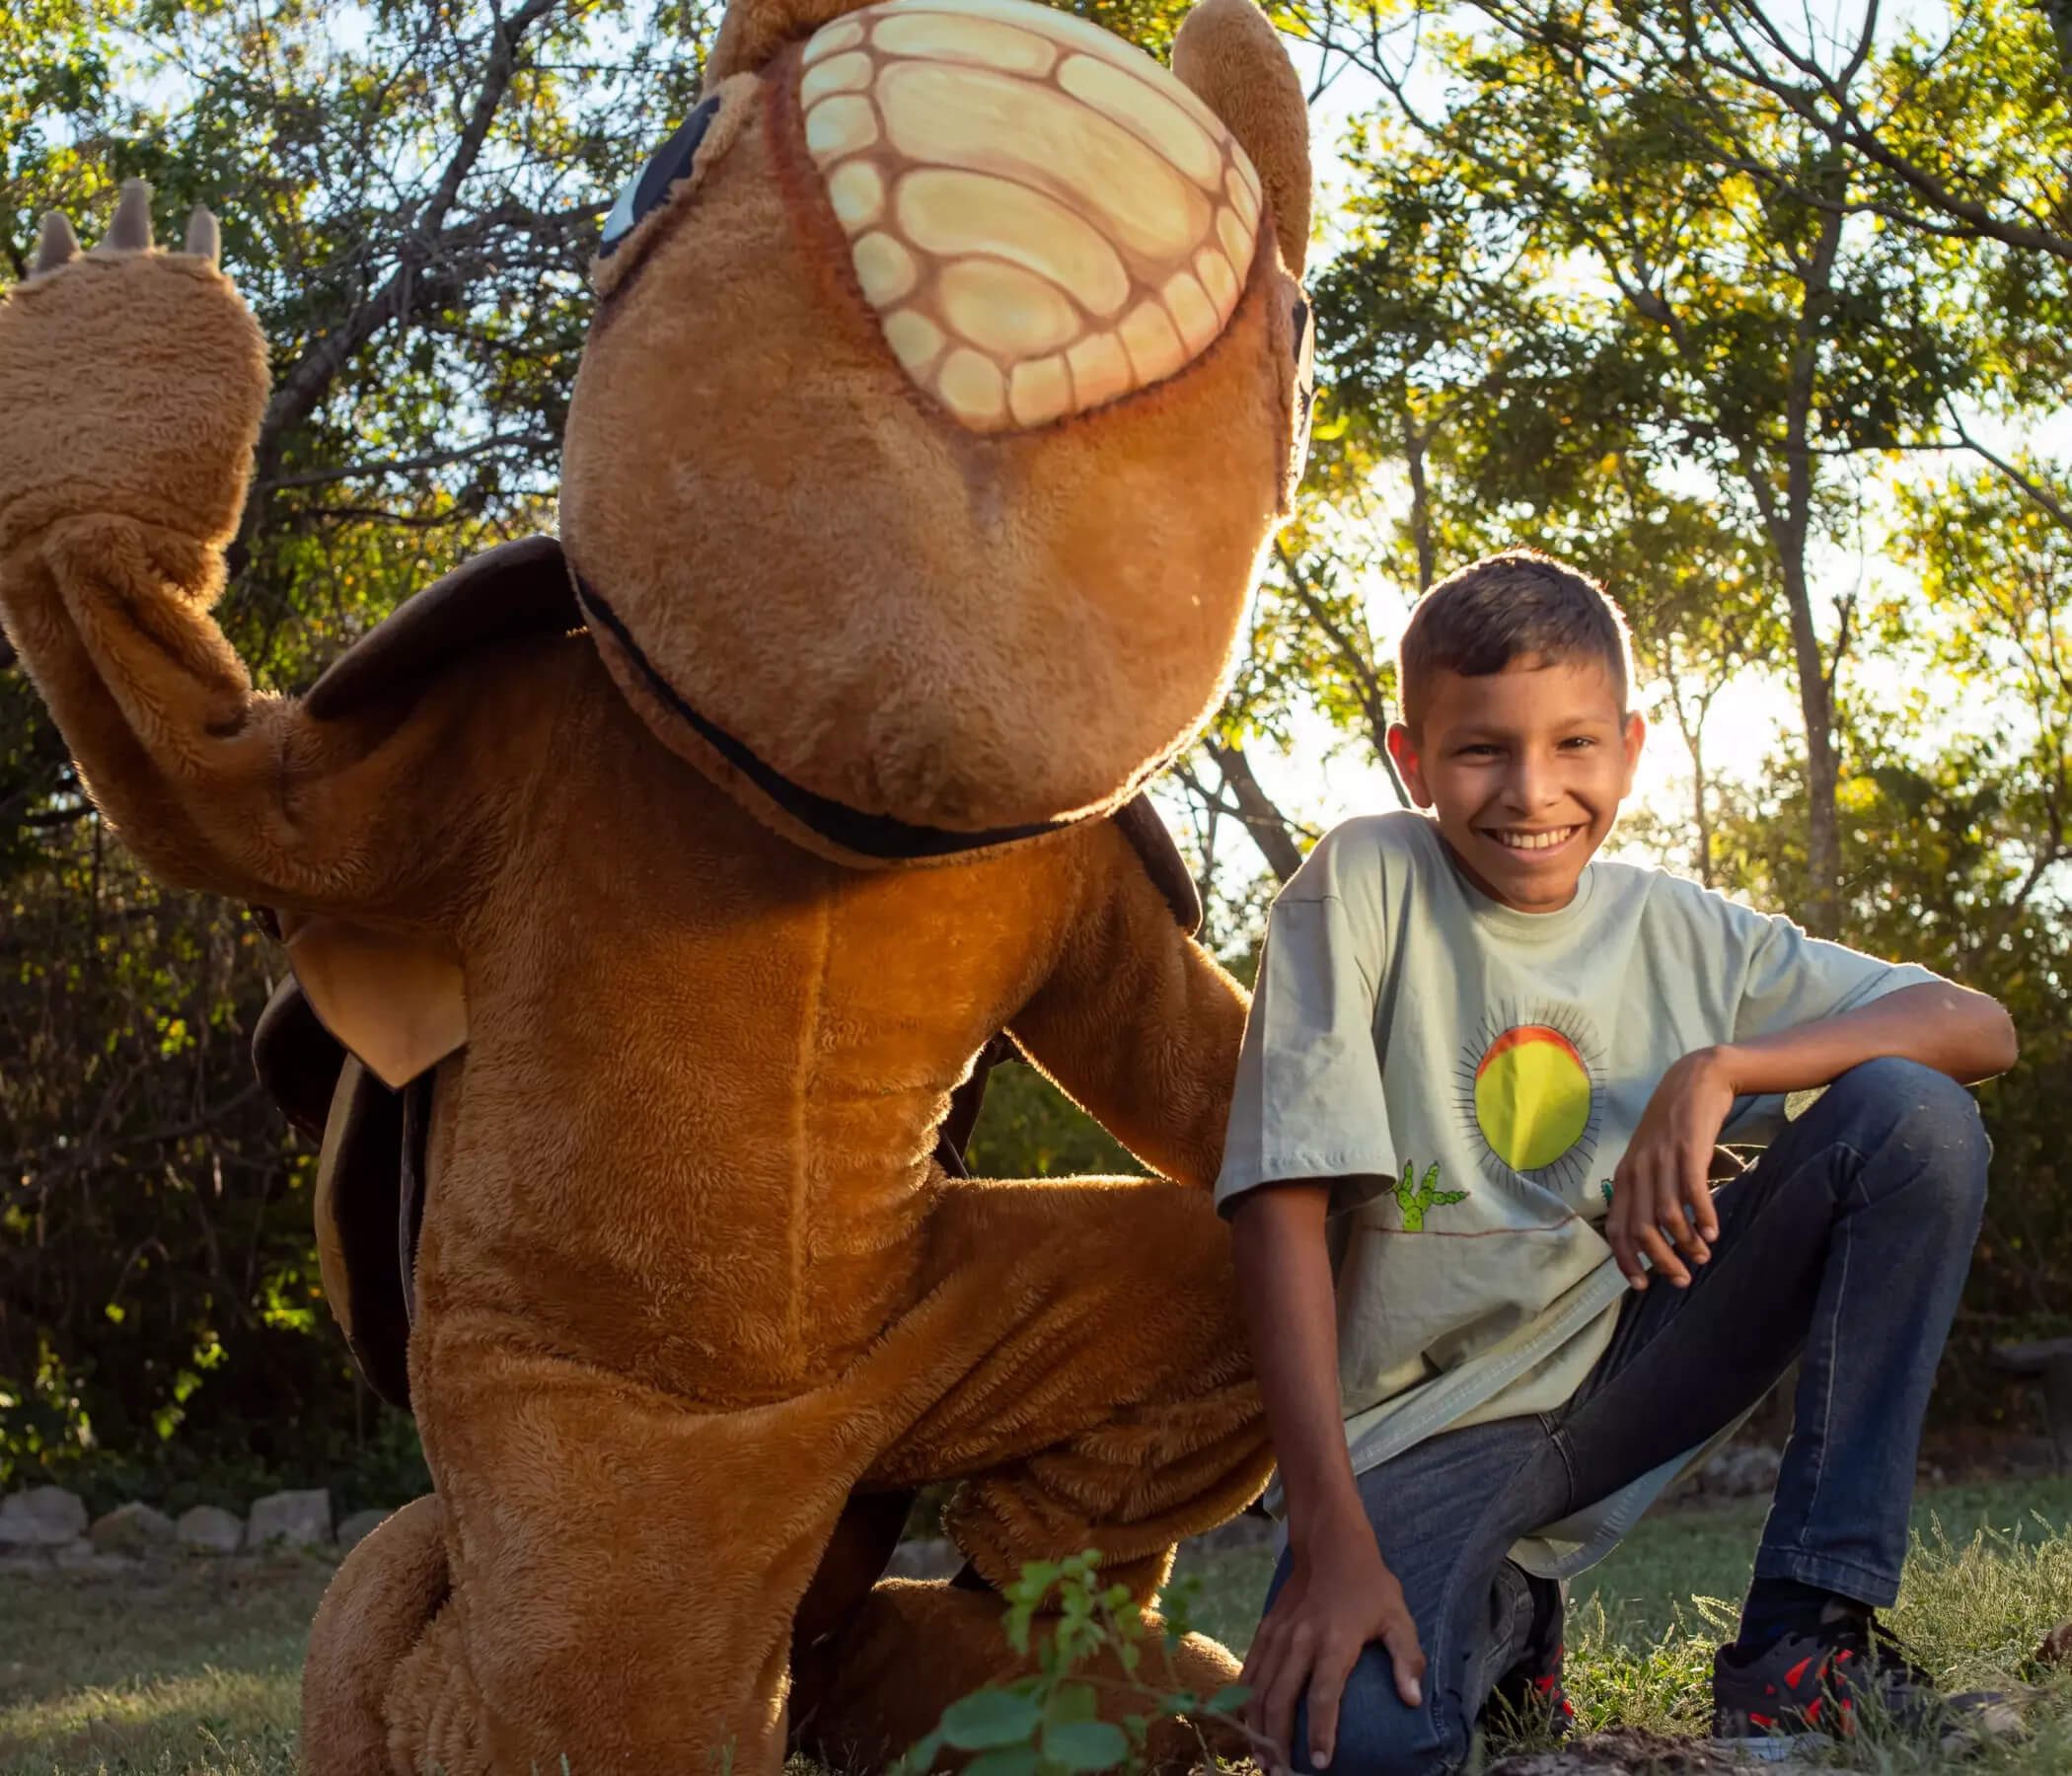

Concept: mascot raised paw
[[0, 0, 1313, 1766]]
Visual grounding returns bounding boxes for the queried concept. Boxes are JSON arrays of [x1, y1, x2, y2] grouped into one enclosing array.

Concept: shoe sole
[[1710, 1730, 1830, 1763]]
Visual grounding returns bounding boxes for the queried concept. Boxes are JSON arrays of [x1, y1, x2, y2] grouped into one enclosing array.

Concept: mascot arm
[[0, 190, 510, 920], [1007, 820, 1248, 1189]]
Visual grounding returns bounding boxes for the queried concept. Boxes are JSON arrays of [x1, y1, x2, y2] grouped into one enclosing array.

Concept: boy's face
[[1386, 654, 1645, 914]]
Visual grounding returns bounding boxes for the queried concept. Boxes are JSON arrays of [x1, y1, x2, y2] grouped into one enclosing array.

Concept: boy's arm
[[1232, 1182, 1425, 1771], [1005, 818, 1248, 1189], [1609, 980, 2017, 1289]]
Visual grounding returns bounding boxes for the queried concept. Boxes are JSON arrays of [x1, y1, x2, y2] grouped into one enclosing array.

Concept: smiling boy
[[1219, 552, 2018, 1773]]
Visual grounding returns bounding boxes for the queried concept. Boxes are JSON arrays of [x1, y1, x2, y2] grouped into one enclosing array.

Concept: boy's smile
[[1387, 656, 1645, 914]]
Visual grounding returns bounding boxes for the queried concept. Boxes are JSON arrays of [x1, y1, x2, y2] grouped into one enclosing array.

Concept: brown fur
[[1172, 0, 1314, 278], [0, 7, 1310, 1768], [562, 61, 1303, 850]]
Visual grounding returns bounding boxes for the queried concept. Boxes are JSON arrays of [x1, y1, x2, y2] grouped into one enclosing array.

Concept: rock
[[247, 1488, 333, 1549], [0, 1549, 53, 1575], [1488, 1728, 1821, 1773], [885, 1536, 959, 1580], [336, 1508, 392, 1552], [53, 1537, 133, 1573], [1692, 1443, 1782, 1499], [176, 1505, 245, 1554], [0, 1485, 88, 1548], [90, 1502, 177, 1555], [2036, 1619, 2072, 1666]]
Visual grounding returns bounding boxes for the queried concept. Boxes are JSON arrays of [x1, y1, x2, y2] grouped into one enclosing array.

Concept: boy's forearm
[[1711, 981, 2018, 1096], [1231, 1183, 1369, 1550]]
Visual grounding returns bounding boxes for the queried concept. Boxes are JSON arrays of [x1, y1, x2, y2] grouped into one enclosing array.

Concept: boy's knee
[[1299, 1653, 1465, 1776], [1824, 1057, 1989, 1212]]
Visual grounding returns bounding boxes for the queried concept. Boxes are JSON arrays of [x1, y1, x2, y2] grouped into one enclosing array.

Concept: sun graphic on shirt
[[1455, 1004, 1605, 1196]]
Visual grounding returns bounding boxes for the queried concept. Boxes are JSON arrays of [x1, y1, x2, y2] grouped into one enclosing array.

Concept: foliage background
[[4, 0, 2071, 1502]]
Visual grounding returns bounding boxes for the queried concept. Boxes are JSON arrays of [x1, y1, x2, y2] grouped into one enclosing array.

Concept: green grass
[[0, 1552, 332, 1775], [2, 1483, 2069, 1773], [1169, 1479, 2072, 1770]]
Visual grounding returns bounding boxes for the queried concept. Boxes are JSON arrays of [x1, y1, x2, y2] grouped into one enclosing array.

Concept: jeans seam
[[1545, 1415, 1580, 1513], [1795, 1138, 1870, 1549]]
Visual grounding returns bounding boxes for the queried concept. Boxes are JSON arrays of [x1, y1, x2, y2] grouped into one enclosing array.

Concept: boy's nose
[[1501, 753, 1563, 812]]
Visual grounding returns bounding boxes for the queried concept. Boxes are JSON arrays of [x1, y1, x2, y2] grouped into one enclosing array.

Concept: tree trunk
[[1776, 530, 1843, 938], [1690, 732, 1714, 889], [1207, 739, 1306, 882]]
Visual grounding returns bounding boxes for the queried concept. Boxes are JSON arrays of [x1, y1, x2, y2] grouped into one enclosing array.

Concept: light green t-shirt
[[1218, 810, 1937, 1467]]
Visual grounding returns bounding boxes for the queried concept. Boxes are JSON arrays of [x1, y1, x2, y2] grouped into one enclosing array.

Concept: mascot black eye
[[1291, 295, 1316, 482], [599, 95, 722, 259]]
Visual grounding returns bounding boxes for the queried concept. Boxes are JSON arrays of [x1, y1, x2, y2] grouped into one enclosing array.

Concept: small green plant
[[896, 1551, 1255, 1776], [1395, 1160, 1468, 1231]]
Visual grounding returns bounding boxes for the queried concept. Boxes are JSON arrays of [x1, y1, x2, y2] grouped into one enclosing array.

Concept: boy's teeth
[[1495, 826, 1577, 851]]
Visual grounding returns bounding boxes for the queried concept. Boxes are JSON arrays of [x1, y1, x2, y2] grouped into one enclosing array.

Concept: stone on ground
[[91, 1501, 177, 1554], [885, 1536, 959, 1580], [0, 1486, 88, 1548], [247, 1488, 333, 1548], [1488, 1729, 1820, 1773], [336, 1507, 392, 1551], [176, 1504, 245, 1554], [54, 1537, 134, 1573]]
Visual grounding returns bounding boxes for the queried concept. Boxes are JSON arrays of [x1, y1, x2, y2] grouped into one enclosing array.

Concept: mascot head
[[559, 0, 1312, 865]]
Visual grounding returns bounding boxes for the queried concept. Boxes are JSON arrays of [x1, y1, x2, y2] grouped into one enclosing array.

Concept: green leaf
[[897, 1729, 946, 1774], [1041, 1720, 1129, 1772], [1205, 1684, 1252, 1715], [963, 1748, 1040, 1776], [1048, 1683, 1097, 1725], [940, 1690, 1044, 1750]]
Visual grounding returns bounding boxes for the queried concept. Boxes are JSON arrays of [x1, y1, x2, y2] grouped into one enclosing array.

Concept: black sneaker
[[1485, 1567, 1575, 1741], [1711, 1598, 2001, 1758]]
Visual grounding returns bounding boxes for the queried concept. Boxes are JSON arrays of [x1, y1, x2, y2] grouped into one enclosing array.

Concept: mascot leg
[[381, 1339, 865, 1776], [303, 1496, 450, 1776], [792, 1175, 1273, 1771]]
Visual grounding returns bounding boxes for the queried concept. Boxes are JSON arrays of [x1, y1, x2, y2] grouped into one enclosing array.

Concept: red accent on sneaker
[[1750, 1713, 1776, 1730], [1764, 1684, 1776, 1696], [1784, 1657, 1813, 1689], [1805, 1697, 1823, 1727]]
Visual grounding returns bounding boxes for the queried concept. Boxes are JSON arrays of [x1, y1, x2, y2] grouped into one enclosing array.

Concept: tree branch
[[257, 432, 560, 492], [1205, 738, 1307, 882]]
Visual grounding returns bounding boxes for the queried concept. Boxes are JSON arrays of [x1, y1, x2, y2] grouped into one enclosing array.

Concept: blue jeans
[[1261, 1058, 1990, 1775]]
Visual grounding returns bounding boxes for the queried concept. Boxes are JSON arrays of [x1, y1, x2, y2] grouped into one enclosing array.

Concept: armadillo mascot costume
[[0, 0, 1315, 1764]]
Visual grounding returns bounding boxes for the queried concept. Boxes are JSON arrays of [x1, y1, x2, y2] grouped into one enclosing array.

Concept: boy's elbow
[[1958, 986, 2019, 1077], [1984, 1000, 2020, 1075]]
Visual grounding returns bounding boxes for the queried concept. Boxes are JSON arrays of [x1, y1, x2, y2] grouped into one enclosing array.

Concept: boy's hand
[[1607, 1047, 1736, 1290], [1241, 1506, 1425, 1771]]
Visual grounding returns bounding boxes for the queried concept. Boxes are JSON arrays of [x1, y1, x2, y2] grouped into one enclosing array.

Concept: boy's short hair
[[1396, 550, 1634, 730]]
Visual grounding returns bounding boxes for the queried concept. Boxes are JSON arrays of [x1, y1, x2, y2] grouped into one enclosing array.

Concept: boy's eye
[[1560, 736, 1596, 751]]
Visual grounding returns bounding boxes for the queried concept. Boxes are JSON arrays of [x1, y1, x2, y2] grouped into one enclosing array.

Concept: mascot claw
[[35, 179, 220, 275]]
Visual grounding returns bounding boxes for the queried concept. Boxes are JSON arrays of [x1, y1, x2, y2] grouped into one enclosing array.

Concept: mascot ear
[[1171, 0, 1311, 279], [705, 0, 875, 83]]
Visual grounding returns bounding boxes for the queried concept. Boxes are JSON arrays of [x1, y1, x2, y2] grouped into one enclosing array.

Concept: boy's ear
[[1386, 722, 1433, 809], [1620, 709, 1647, 791]]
